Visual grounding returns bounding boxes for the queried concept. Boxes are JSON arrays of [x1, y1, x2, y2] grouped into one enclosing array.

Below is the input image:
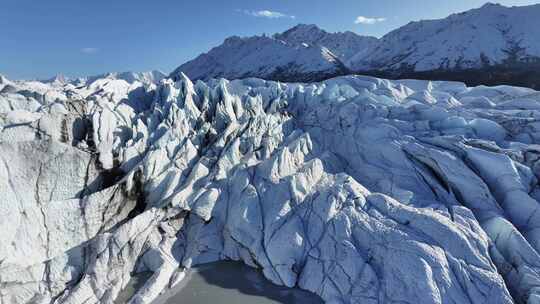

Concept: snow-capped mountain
[[174, 4, 540, 88], [79, 70, 167, 86], [274, 24, 378, 61], [39, 70, 167, 86], [349, 3, 540, 72], [171, 24, 377, 82]]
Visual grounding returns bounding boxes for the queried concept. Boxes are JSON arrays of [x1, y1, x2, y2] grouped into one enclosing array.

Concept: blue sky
[[1, 0, 538, 79]]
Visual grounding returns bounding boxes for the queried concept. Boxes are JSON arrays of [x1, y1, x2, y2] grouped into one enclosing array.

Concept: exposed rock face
[[2, 73, 540, 304]]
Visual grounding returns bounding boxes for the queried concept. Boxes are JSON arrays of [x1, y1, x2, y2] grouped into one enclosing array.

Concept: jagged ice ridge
[[2, 73, 540, 304]]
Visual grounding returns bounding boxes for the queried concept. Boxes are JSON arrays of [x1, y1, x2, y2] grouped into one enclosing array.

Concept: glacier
[[2, 72, 540, 304]]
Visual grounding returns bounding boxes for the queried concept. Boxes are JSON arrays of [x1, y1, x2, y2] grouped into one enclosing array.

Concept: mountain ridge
[[173, 3, 540, 88], [39, 70, 167, 86], [171, 24, 377, 82], [349, 2, 540, 72]]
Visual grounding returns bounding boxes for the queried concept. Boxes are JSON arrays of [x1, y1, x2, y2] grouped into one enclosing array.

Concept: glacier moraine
[[1, 73, 540, 304]]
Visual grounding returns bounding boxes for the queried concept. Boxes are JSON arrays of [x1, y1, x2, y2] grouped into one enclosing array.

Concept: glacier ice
[[2, 73, 540, 304]]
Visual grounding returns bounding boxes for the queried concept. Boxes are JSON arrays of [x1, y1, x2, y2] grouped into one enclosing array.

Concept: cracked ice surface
[[2, 73, 540, 304]]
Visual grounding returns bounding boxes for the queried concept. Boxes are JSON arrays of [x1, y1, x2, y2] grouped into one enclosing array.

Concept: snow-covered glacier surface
[[2, 72, 540, 304]]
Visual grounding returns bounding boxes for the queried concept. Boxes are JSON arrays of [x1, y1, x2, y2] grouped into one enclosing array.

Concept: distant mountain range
[[41, 70, 167, 86], [173, 3, 540, 89]]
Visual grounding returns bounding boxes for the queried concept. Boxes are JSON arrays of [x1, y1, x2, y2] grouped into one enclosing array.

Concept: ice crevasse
[[2, 73, 540, 304]]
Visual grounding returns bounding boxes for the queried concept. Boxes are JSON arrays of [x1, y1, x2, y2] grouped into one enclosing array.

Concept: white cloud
[[354, 16, 386, 25], [81, 47, 99, 54], [237, 9, 295, 19]]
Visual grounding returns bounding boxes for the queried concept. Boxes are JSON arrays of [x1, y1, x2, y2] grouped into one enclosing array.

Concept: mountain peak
[[349, 2, 540, 73], [223, 35, 246, 45], [276, 24, 326, 41], [480, 2, 503, 9], [288, 24, 323, 32], [173, 23, 378, 82]]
